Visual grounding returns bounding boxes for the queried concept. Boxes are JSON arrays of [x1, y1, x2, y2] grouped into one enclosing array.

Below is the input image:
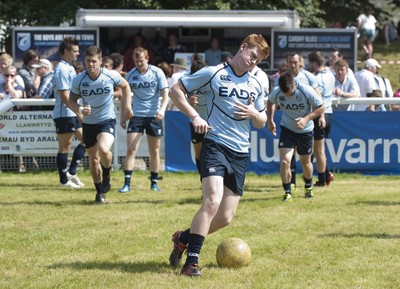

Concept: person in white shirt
[[353, 58, 380, 111], [357, 7, 377, 59]]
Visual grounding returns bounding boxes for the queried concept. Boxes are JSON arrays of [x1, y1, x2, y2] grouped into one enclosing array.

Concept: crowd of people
[[0, 23, 400, 276]]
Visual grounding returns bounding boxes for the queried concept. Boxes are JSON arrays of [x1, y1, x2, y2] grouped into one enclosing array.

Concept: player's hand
[[192, 116, 212, 134], [188, 95, 199, 107], [319, 116, 326, 129], [267, 120, 276, 136], [233, 98, 257, 120], [156, 109, 165, 121], [120, 108, 133, 128], [295, 117, 307, 129]]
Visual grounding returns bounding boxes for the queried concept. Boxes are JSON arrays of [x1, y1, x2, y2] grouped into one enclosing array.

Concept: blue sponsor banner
[[165, 111, 400, 175]]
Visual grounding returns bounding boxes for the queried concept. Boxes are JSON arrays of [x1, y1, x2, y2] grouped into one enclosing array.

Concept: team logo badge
[[278, 35, 287, 49], [17, 33, 31, 52]]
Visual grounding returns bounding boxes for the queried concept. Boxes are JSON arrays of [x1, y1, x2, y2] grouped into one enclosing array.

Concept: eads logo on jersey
[[219, 86, 256, 100], [132, 81, 156, 89], [82, 86, 111, 96]]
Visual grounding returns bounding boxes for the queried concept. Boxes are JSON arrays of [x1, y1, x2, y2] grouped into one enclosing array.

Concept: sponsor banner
[[12, 27, 98, 67], [0, 110, 80, 155], [271, 28, 357, 71], [165, 111, 400, 175]]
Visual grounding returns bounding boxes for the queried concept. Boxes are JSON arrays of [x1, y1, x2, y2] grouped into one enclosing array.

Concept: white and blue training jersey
[[71, 68, 121, 124], [52, 60, 77, 119], [315, 68, 335, 114], [268, 82, 324, 134], [180, 62, 266, 153], [125, 64, 169, 117]]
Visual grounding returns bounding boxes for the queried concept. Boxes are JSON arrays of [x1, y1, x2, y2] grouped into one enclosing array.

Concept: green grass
[[1, 170, 400, 289]]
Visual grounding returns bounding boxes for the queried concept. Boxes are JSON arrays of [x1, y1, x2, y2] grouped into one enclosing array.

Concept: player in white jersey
[[68, 46, 133, 204], [168, 34, 269, 277], [119, 47, 169, 193], [268, 72, 324, 202], [308, 51, 336, 187], [52, 37, 86, 189]]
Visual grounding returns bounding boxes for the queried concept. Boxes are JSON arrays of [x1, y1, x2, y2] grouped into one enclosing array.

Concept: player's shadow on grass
[[49, 260, 177, 273], [320, 232, 400, 239], [352, 200, 400, 206]]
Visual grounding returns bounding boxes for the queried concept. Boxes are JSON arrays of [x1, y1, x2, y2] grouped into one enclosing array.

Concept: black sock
[[69, 144, 85, 175], [283, 182, 291, 194], [102, 164, 111, 182], [57, 153, 68, 184], [94, 182, 102, 194], [179, 229, 190, 245], [150, 171, 158, 185], [318, 172, 326, 182], [290, 156, 296, 185], [303, 176, 313, 189], [184, 233, 205, 266], [124, 170, 133, 186]]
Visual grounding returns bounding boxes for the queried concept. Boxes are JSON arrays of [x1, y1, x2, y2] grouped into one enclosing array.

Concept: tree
[[1, 0, 398, 52]]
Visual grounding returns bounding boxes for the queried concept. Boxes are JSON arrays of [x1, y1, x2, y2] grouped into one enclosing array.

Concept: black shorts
[[54, 117, 82, 134], [313, 113, 332, 140], [189, 122, 205, 144], [82, 119, 116, 149], [200, 138, 248, 196], [279, 126, 313, 155], [127, 117, 163, 137]]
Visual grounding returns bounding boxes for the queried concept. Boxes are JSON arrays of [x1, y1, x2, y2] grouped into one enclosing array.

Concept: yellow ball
[[216, 237, 252, 268]]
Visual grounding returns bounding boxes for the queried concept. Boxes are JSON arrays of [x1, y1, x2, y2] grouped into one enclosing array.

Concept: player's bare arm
[[266, 100, 277, 136], [169, 82, 211, 134], [119, 78, 133, 128], [156, 87, 169, 121]]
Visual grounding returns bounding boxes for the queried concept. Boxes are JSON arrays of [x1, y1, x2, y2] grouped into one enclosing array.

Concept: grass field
[[1, 170, 400, 289]]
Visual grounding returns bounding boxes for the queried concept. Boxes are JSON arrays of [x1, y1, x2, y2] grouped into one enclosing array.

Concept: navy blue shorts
[[82, 119, 116, 149], [313, 113, 332, 140], [200, 138, 248, 196], [189, 122, 205, 144], [127, 117, 163, 137], [279, 126, 313, 155], [54, 117, 82, 134]]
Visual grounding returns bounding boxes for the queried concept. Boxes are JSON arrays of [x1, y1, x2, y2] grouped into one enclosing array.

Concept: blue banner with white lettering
[[165, 111, 400, 175]]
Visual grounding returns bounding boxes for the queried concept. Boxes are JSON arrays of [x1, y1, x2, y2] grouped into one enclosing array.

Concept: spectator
[[353, 58, 380, 111], [333, 60, 360, 111], [391, 89, 400, 111], [18, 49, 40, 99], [204, 36, 222, 66], [157, 61, 173, 87], [31, 59, 54, 110], [168, 58, 189, 110], [0, 65, 26, 172], [382, 18, 398, 45], [357, 7, 377, 59], [123, 32, 156, 71], [0, 53, 25, 90], [161, 33, 187, 64], [373, 68, 394, 111], [328, 48, 354, 76]]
